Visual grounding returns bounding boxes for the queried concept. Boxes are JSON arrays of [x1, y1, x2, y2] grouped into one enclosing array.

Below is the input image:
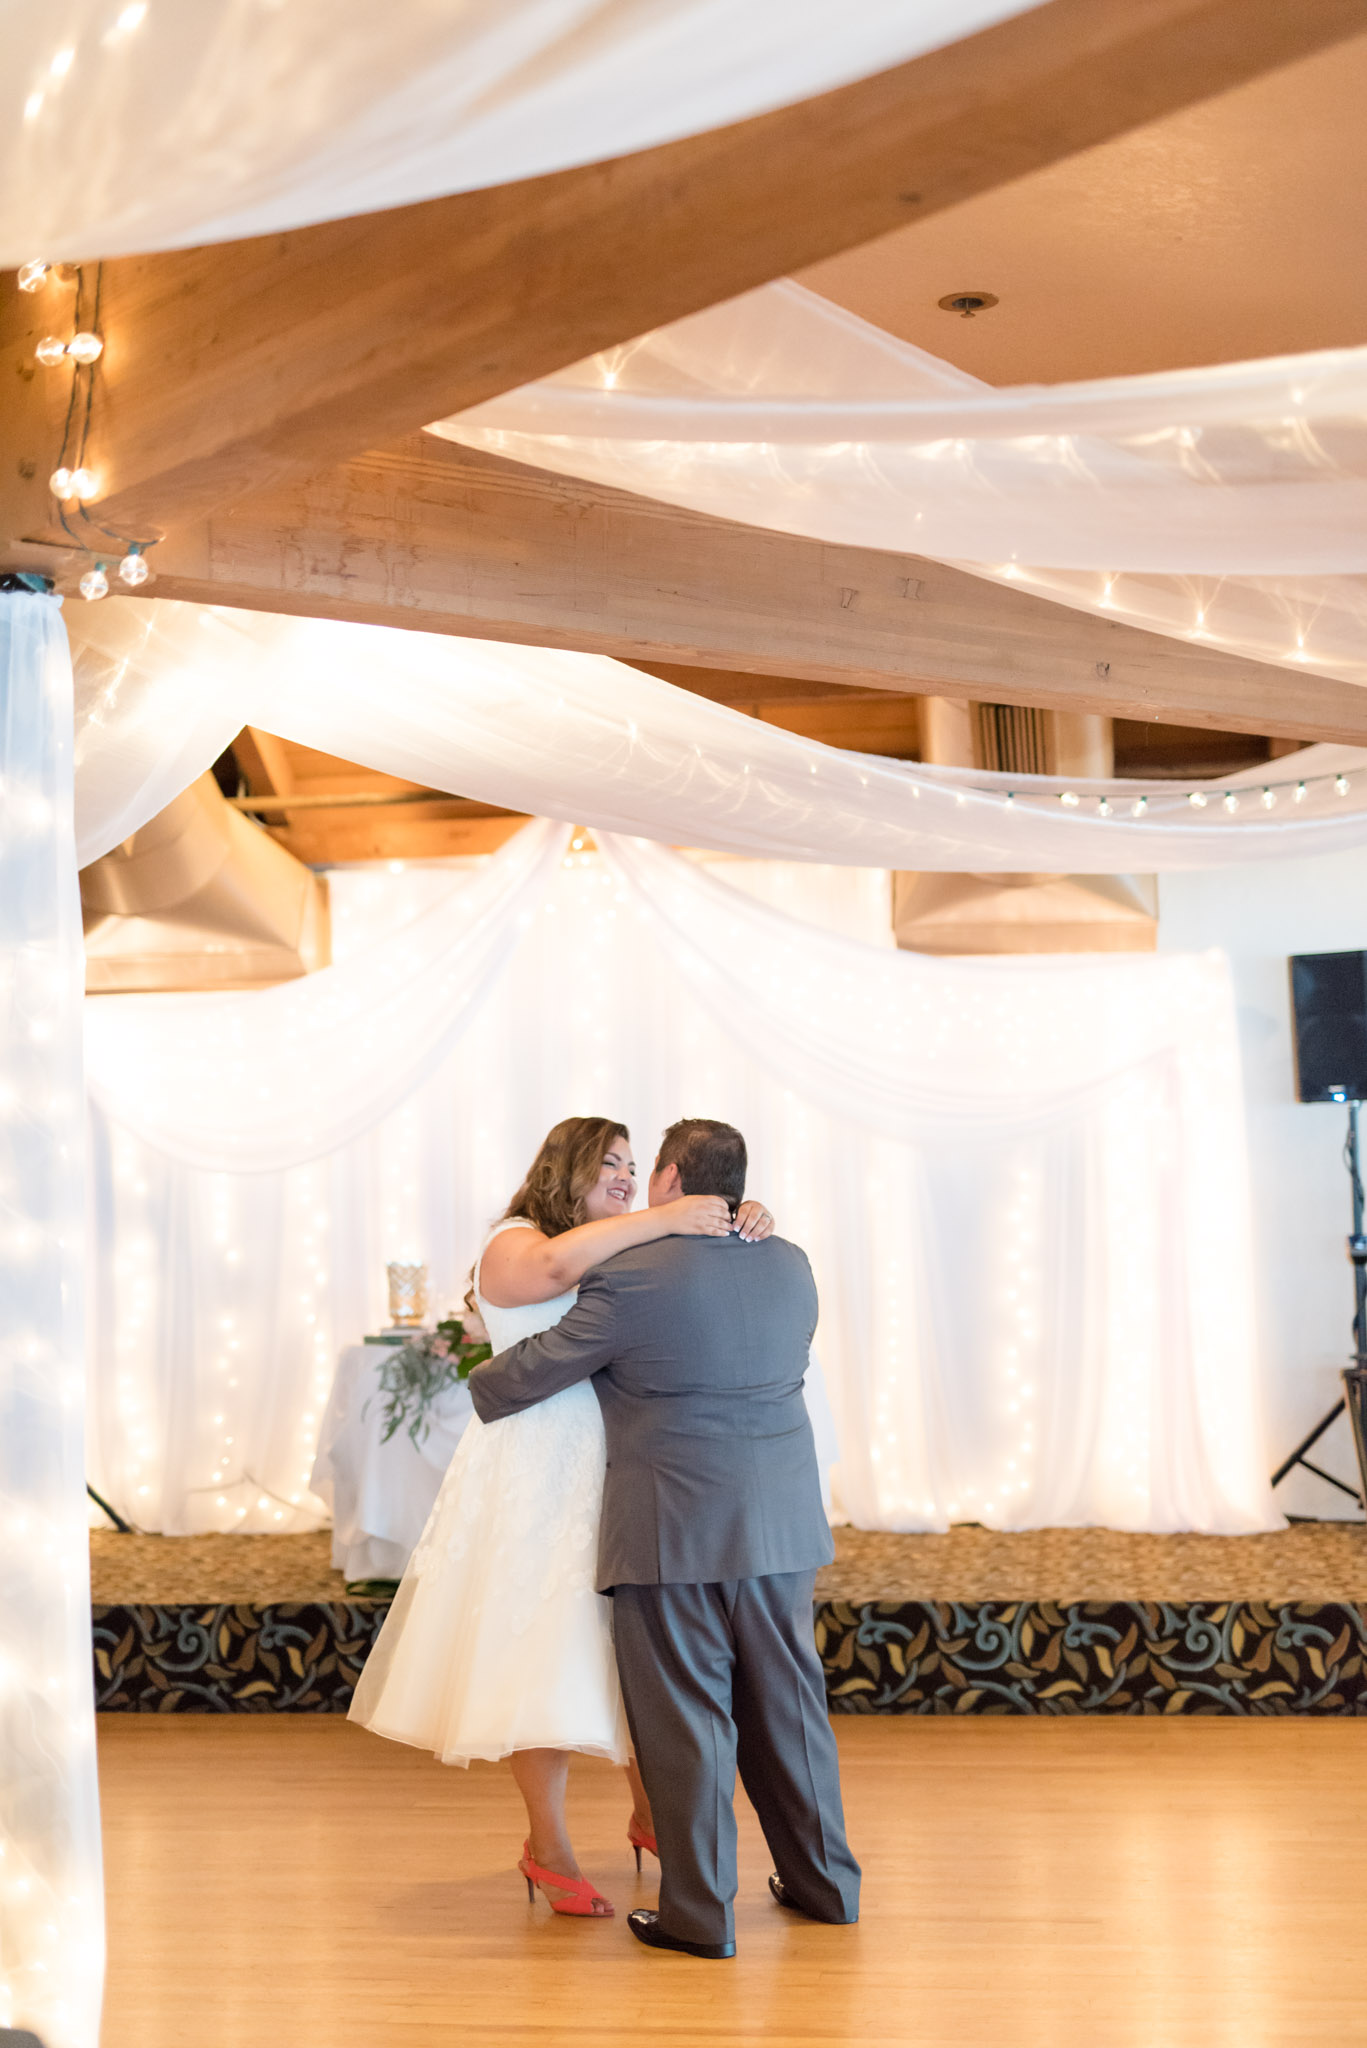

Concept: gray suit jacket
[[468, 1233, 833, 1592]]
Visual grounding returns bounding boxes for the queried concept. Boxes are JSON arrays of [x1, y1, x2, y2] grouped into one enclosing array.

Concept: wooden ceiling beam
[[267, 810, 527, 865], [140, 439, 1367, 745], [4, 0, 1362, 543]]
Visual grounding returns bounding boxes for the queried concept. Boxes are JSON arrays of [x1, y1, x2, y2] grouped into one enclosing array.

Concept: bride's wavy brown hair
[[501, 1116, 631, 1239]]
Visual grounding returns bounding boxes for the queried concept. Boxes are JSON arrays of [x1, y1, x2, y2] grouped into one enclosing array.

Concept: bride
[[349, 1114, 774, 1917]]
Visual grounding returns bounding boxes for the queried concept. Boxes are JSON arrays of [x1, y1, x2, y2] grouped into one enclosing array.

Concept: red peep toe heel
[[518, 1840, 614, 1917], [627, 1816, 658, 1872]]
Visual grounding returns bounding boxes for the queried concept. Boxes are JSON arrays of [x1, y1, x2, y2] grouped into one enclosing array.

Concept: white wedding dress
[[348, 1218, 630, 1765]]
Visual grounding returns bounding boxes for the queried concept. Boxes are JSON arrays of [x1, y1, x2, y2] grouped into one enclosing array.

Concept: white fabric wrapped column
[[0, 596, 103, 2047]]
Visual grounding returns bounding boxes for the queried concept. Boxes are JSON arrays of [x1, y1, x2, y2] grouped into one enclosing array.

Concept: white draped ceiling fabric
[[1, 0, 1038, 264], [64, 600, 1367, 874], [83, 819, 1277, 1544], [0, 598, 103, 2048], [434, 279, 1367, 689]]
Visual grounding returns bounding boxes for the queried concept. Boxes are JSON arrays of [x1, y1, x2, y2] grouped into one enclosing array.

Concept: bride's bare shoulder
[[478, 1217, 551, 1306]]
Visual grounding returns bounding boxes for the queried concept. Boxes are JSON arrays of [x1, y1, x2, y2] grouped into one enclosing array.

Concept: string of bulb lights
[[20, 256, 154, 600], [978, 767, 1357, 817]]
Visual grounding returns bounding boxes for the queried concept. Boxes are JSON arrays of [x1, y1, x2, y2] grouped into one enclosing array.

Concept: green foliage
[[371, 1316, 493, 1447]]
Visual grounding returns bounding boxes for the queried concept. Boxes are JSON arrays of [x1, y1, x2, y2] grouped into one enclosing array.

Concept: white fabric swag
[[65, 599, 1367, 875], [2, 0, 1039, 264], [435, 279, 1367, 687], [85, 817, 1277, 1542], [0, 598, 104, 2048]]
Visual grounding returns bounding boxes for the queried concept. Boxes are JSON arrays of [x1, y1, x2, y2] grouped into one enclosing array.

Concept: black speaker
[[1290, 950, 1367, 1102]]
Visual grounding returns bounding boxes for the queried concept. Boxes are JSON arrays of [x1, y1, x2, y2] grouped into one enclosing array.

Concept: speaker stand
[[1271, 1096, 1366, 1510]]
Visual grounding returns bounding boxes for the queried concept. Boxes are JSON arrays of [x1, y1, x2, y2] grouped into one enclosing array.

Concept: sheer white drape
[[65, 599, 1367, 873], [84, 822, 1276, 1539], [2, 0, 1038, 264], [0, 597, 103, 2048], [434, 278, 1367, 681], [83, 820, 565, 1171]]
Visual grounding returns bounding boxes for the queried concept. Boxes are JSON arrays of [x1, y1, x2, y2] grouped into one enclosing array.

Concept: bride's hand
[[665, 1194, 734, 1237], [734, 1200, 775, 1242]]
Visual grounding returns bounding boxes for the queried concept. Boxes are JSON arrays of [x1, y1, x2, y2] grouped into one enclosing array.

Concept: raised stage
[[92, 1522, 1367, 1715]]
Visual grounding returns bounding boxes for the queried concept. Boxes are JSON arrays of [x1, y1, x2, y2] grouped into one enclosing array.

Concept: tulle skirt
[[348, 1379, 630, 1766]]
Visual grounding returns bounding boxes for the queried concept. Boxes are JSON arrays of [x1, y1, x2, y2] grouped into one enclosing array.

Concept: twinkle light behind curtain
[[84, 820, 1277, 1542], [65, 600, 1367, 875], [1, 0, 1039, 263], [0, 599, 103, 2048], [435, 279, 1367, 687]]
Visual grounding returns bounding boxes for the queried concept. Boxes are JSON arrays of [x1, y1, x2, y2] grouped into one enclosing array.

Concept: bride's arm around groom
[[468, 1117, 860, 1959]]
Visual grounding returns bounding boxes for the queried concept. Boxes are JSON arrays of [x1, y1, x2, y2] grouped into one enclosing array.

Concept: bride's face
[[583, 1138, 637, 1222]]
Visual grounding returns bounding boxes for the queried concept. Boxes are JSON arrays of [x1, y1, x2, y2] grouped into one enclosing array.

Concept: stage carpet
[[91, 1522, 1367, 1715], [99, 1714, 1366, 2048]]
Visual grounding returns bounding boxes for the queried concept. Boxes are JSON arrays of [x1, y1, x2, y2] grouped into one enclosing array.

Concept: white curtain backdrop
[[435, 278, 1367, 684], [1, 0, 1039, 264], [0, 597, 103, 2048], [65, 599, 1367, 874], [84, 820, 1277, 1541]]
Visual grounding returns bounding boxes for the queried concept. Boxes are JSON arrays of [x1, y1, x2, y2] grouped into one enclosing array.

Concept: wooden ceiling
[[4, 0, 1365, 866]]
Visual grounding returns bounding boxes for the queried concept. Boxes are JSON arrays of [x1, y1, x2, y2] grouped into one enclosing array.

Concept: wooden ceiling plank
[[232, 725, 295, 798], [6, 0, 1362, 541], [146, 440, 1367, 746], [268, 814, 529, 864]]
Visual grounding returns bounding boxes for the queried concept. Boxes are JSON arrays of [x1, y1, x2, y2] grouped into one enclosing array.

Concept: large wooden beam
[[141, 439, 1367, 744], [3, 0, 1361, 543]]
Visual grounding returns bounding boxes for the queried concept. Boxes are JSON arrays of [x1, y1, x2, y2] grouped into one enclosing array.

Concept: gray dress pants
[[612, 1570, 861, 1947]]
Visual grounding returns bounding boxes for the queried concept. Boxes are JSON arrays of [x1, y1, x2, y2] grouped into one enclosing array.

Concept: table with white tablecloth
[[309, 1342, 475, 1583]]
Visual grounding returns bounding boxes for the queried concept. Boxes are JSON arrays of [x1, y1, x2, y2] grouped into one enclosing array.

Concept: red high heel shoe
[[518, 1841, 614, 1918], [627, 1816, 658, 1873]]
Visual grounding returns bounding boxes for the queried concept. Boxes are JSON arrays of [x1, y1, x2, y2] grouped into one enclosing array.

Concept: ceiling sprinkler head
[[938, 292, 1000, 320]]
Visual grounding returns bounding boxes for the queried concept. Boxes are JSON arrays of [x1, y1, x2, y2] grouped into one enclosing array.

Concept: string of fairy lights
[[987, 766, 1356, 818], [20, 255, 156, 599]]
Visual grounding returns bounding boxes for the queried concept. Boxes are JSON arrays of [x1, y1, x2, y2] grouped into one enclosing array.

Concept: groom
[[468, 1117, 860, 1958]]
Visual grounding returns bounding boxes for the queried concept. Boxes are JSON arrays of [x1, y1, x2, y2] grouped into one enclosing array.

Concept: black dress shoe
[[627, 1909, 735, 1959], [769, 1873, 856, 1922]]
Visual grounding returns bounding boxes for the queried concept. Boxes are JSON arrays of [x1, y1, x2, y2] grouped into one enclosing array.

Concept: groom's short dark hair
[[657, 1119, 747, 1209]]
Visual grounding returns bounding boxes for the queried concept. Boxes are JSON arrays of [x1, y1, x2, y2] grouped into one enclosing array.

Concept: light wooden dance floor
[[100, 1715, 1364, 2047]]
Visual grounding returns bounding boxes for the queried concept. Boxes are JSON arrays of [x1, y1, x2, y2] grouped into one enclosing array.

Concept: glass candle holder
[[386, 1260, 428, 1328]]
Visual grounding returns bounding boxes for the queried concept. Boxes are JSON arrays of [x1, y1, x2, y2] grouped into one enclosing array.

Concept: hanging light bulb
[[1294, 781, 1308, 804], [1261, 787, 1277, 810], [1223, 792, 1240, 813], [79, 563, 109, 601], [35, 335, 67, 366], [66, 331, 103, 365], [1130, 795, 1148, 818], [48, 467, 74, 498], [1097, 797, 1112, 817], [117, 547, 149, 587], [1336, 775, 1351, 796], [1004, 791, 1015, 807], [17, 260, 50, 293], [1188, 791, 1208, 810], [1060, 791, 1080, 809], [69, 468, 99, 501]]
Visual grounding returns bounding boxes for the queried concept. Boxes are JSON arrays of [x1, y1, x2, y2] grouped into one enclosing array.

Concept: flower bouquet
[[370, 1313, 493, 1447]]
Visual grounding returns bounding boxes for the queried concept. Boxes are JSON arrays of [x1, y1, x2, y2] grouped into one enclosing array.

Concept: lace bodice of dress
[[474, 1217, 578, 1352]]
